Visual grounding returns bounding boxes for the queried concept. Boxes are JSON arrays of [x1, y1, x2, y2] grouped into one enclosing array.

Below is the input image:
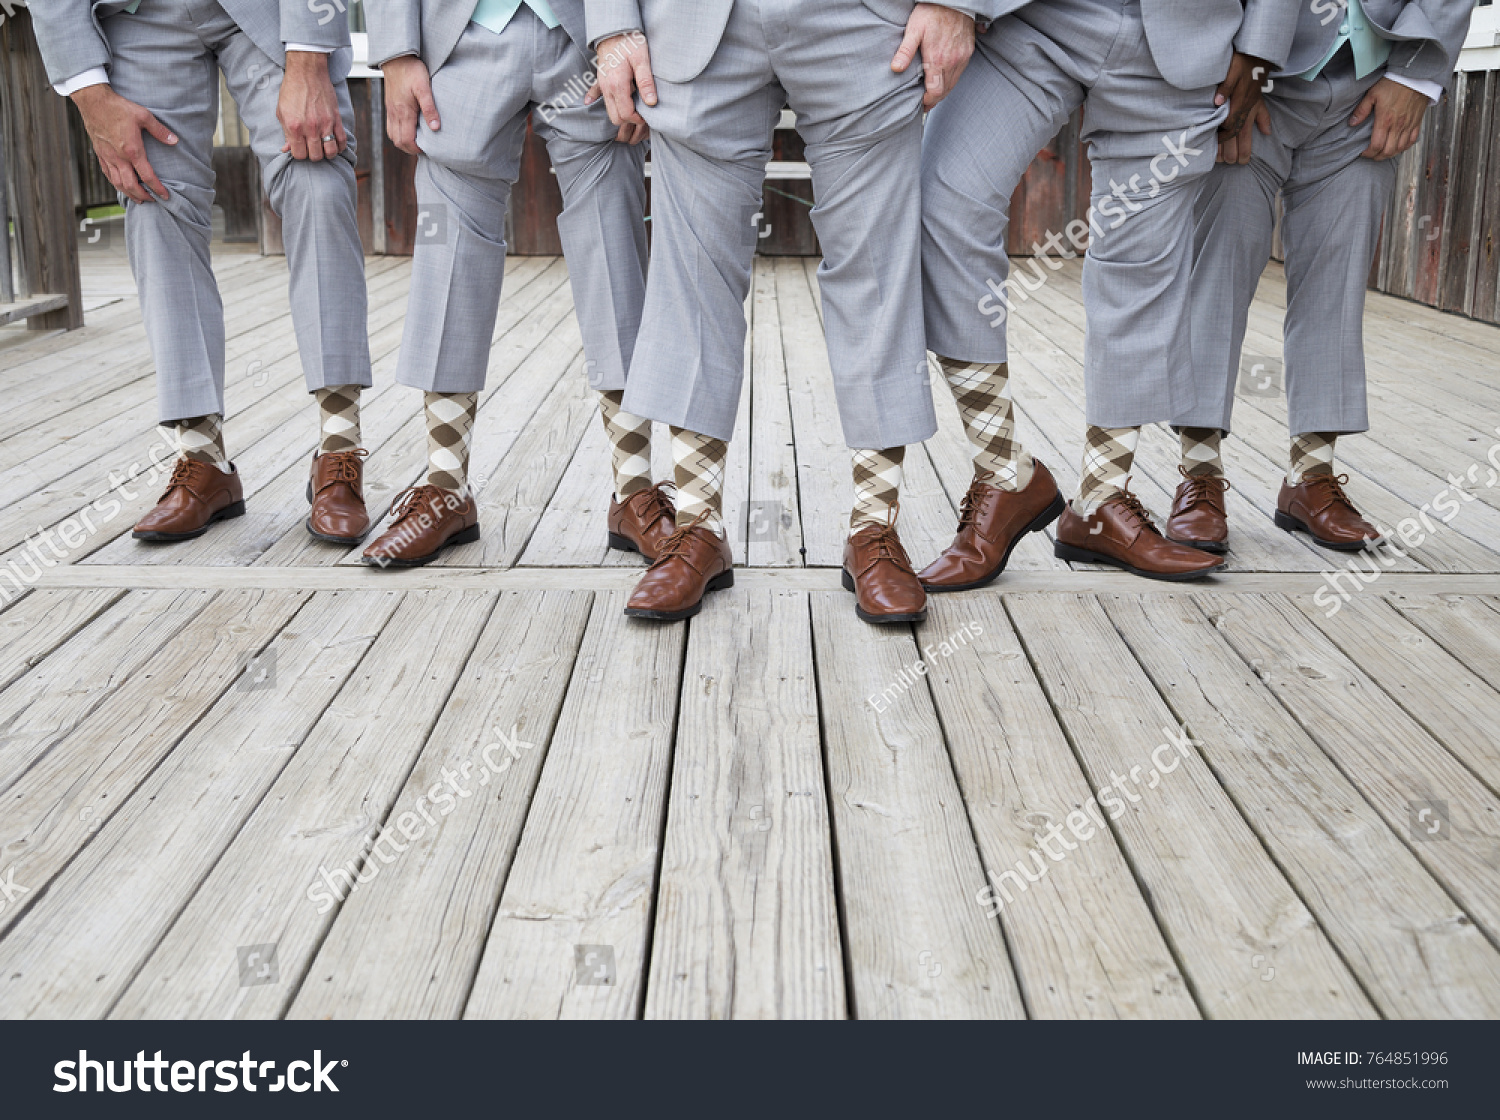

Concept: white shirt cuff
[[1386, 73, 1442, 103], [54, 67, 110, 97], [285, 43, 335, 53]]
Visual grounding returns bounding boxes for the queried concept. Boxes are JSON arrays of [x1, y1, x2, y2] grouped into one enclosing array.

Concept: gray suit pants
[[623, 0, 933, 449], [105, 0, 369, 424], [1183, 51, 1392, 437], [397, 13, 648, 395], [922, 0, 1227, 428]]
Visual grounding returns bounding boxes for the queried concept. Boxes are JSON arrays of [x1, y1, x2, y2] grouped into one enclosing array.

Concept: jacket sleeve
[[282, 0, 354, 51], [1386, 0, 1473, 90], [1234, 0, 1300, 69], [585, 0, 643, 47], [29, 0, 113, 87], [366, 0, 423, 65]]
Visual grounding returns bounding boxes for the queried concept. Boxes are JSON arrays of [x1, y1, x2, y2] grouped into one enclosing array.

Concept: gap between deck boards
[[31, 565, 1500, 596]]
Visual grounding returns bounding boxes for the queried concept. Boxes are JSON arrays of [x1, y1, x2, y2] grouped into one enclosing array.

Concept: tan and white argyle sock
[[1074, 425, 1140, 516], [424, 391, 478, 494], [162, 414, 230, 471], [1178, 427, 1224, 479], [937, 356, 1033, 491], [671, 426, 728, 536], [1289, 432, 1337, 484], [598, 390, 652, 500], [850, 446, 906, 533], [315, 386, 362, 455]]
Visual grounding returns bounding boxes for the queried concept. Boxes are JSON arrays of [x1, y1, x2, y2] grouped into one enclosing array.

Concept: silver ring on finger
[[322, 135, 336, 143]]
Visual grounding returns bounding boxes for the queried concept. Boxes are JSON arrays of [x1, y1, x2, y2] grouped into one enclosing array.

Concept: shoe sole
[[922, 490, 1069, 593], [1274, 509, 1381, 552], [624, 569, 736, 621], [305, 481, 369, 545], [361, 523, 481, 569], [840, 569, 928, 624], [606, 530, 659, 564], [1053, 540, 1224, 582], [133, 500, 246, 542], [1164, 533, 1229, 555]]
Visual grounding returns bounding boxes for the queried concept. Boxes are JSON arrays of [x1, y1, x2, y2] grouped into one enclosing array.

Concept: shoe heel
[[216, 500, 247, 522], [1054, 541, 1104, 565], [606, 531, 638, 553], [1031, 490, 1068, 534], [449, 524, 481, 547], [707, 568, 736, 593], [840, 569, 856, 594], [1274, 510, 1301, 534]]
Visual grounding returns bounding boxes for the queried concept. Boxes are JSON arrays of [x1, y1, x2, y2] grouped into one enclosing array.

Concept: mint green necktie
[[1300, 0, 1392, 82], [124, 0, 142, 12], [471, 0, 561, 34]]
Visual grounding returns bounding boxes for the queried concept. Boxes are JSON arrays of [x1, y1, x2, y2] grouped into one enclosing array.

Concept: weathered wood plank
[[1006, 593, 1374, 1017], [462, 592, 684, 1018], [645, 589, 843, 1019], [809, 593, 1026, 1019]]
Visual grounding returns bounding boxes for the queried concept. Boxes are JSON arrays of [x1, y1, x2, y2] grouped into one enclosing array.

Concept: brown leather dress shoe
[[919, 461, 1066, 591], [361, 485, 479, 568], [1275, 471, 1383, 551], [132, 457, 246, 542], [843, 521, 927, 624], [624, 514, 735, 621], [1163, 467, 1231, 554], [306, 449, 371, 545], [1055, 487, 1224, 581], [607, 483, 677, 562]]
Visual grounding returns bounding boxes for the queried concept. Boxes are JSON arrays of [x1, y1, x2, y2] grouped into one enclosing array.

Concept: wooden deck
[[2, 225, 1500, 1019]]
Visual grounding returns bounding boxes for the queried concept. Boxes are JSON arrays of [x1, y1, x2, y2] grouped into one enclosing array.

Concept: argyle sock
[[1073, 425, 1140, 516], [850, 447, 906, 533], [162, 414, 230, 471], [1289, 432, 1337, 484], [1178, 427, 1225, 479], [315, 386, 362, 455], [424, 391, 478, 494], [598, 390, 652, 500], [936, 356, 1033, 491], [671, 426, 727, 536]]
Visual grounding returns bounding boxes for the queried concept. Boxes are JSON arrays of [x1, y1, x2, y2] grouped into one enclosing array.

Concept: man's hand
[[585, 32, 655, 144], [71, 84, 176, 204], [278, 50, 346, 162], [1217, 102, 1270, 165], [381, 54, 439, 156], [892, 3, 975, 110], [1215, 51, 1271, 140], [1351, 77, 1430, 160]]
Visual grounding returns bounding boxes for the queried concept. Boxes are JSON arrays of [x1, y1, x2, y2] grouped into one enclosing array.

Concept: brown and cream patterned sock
[[1073, 425, 1140, 516], [671, 426, 728, 536], [1178, 426, 1225, 479], [850, 446, 906, 533], [937, 356, 1033, 491], [598, 390, 652, 500], [315, 386, 362, 455], [1289, 432, 1337, 484], [162, 414, 231, 471], [424, 391, 478, 494]]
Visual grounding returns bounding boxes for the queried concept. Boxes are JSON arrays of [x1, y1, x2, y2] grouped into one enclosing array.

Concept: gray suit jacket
[[31, 0, 352, 87], [368, 0, 590, 73], [584, 0, 1008, 84], [1281, 0, 1471, 88]]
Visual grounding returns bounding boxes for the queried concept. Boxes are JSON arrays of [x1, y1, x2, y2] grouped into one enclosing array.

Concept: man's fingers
[[139, 111, 178, 146], [923, 67, 945, 109], [286, 132, 311, 162], [584, 81, 602, 106], [633, 57, 657, 108], [416, 87, 440, 131], [1256, 103, 1272, 134], [1349, 91, 1375, 128], [892, 23, 921, 73], [133, 153, 168, 201], [108, 162, 150, 204]]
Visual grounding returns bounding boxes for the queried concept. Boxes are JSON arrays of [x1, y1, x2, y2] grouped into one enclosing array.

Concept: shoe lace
[[1177, 466, 1231, 508], [321, 448, 368, 485], [1306, 472, 1355, 509], [651, 510, 714, 567], [860, 505, 914, 570], [158, 457, 207, 499], [1112, 480, 1158, 533], [957, 472, 996, 530], [636, 483, 676, 526], [386, 484, 448, 527]]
